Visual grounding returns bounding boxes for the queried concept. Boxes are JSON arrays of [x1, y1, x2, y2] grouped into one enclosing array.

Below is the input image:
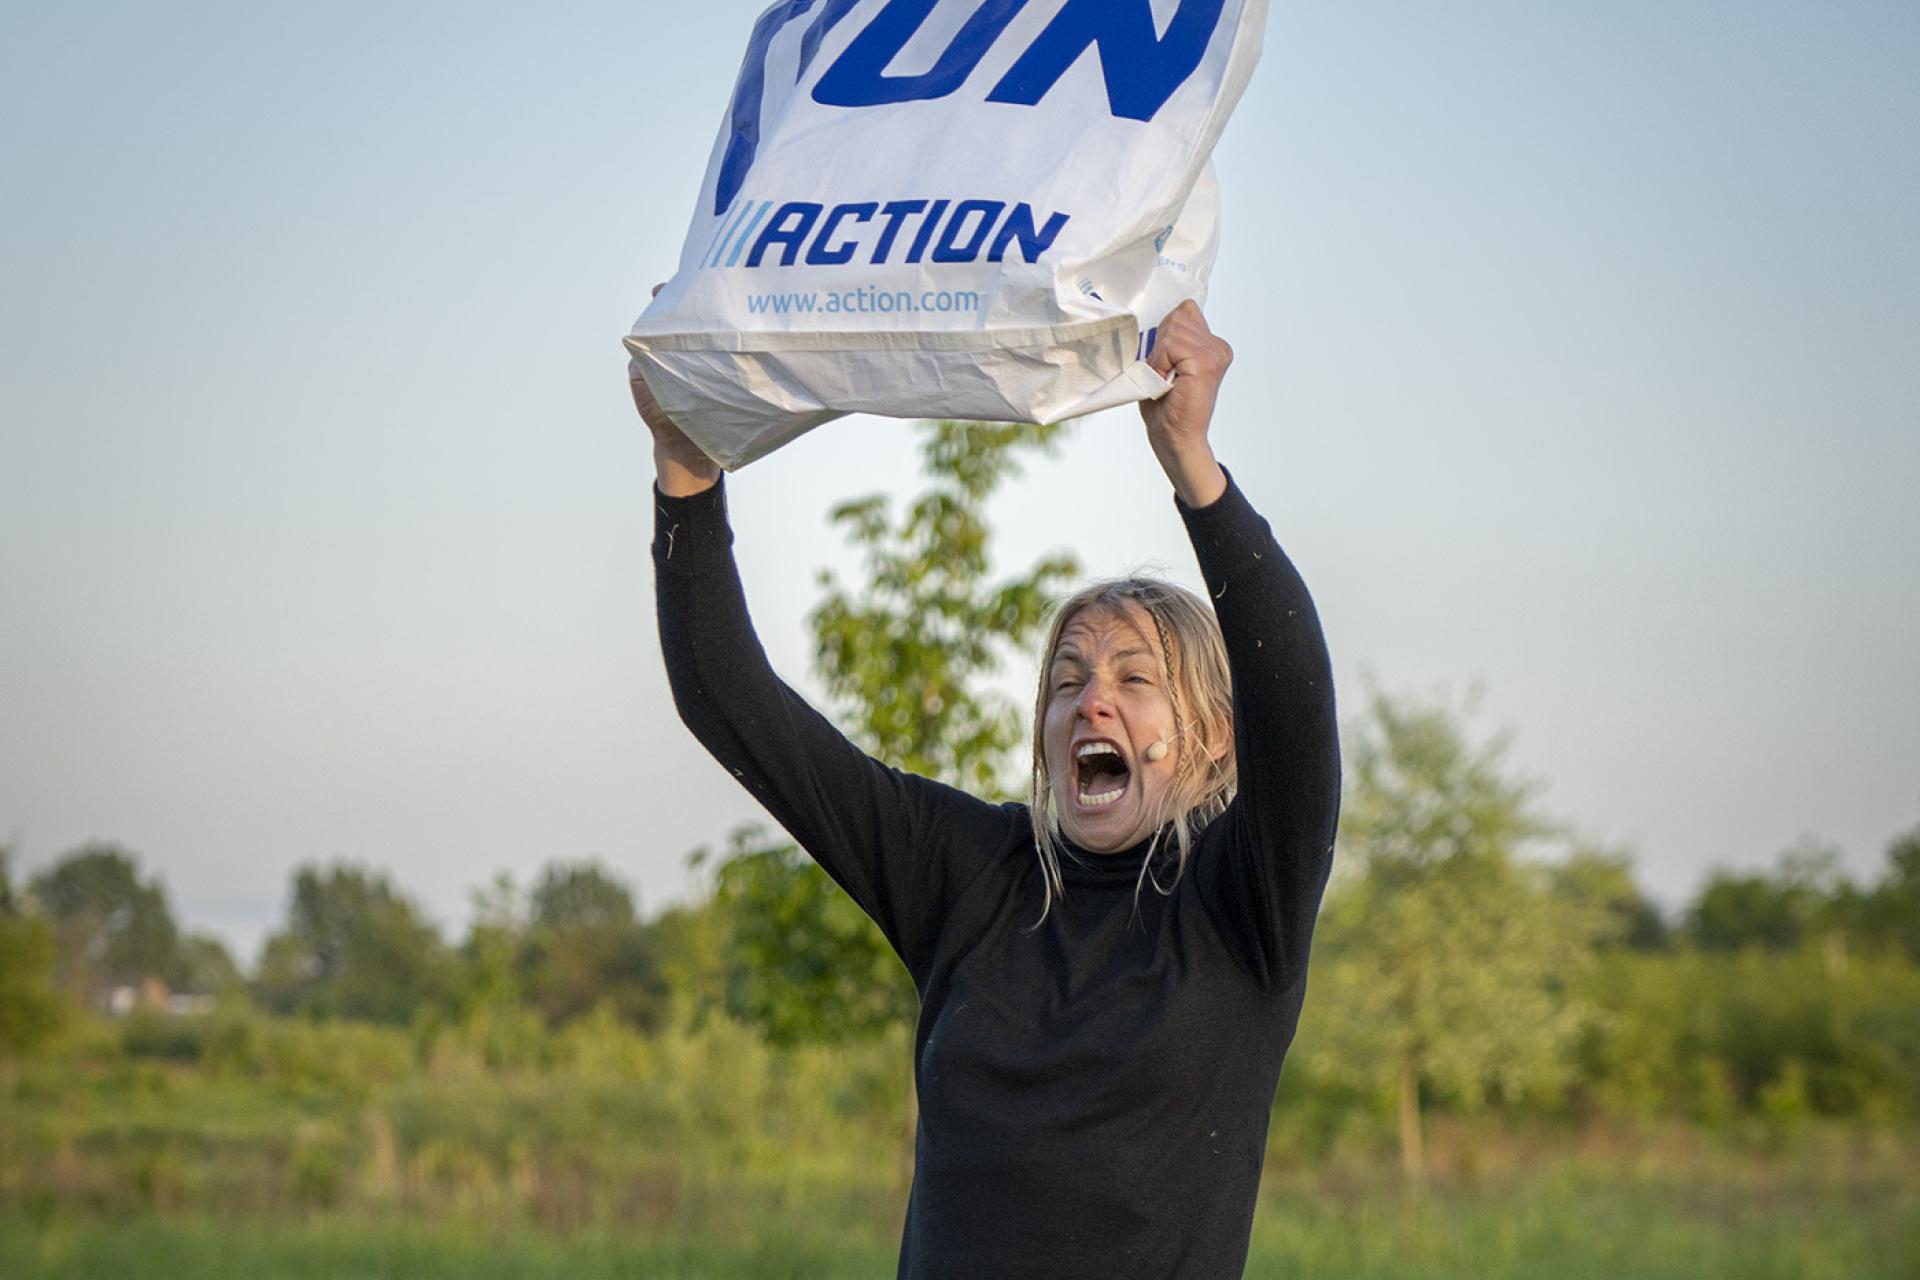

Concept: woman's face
[[1042, 602, 1182, 853]]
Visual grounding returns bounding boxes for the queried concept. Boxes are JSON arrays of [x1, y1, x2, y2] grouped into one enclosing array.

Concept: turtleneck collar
[[1054, 825, 1179, 887]]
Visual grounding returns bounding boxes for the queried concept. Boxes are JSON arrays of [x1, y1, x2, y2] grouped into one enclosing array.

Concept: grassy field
[[5, 1172, 1916, 1280], [5, 1140, 1915, 1280], [4, 1012, 1915, 1277]]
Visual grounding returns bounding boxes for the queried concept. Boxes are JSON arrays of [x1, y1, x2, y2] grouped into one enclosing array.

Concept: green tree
[[0, 847, 65, 1090], [530, 861, 637, 931], [1574, 945, 1920, 1122], [649, 896, 728, 1024], [701, 824, 916, 1047], [28, 843, 179, 995], [699, 420, 1078, 1179], [705, 419, 1078, 1049], [1686, 837, 1850, 956], [811, 418, 1080, 796], [254, 863, 452, 1024], [169, 932, 243, 996], [460, 871, 528, 1011], [1549, 846, 1669, 951], [1303, 688, 1608, 1181], [515, 861, 668, 1031], [1859, 824, 1920, 962]]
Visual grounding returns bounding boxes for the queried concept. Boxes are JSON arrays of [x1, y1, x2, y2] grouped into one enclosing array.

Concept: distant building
[[101, 976, 216, 1018]]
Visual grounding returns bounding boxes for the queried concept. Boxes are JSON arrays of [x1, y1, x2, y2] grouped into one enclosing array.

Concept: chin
[[1059, 798, 1147, 853]]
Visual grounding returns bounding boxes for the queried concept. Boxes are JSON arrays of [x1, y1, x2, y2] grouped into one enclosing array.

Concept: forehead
[[1051, 601, 1156, 661]]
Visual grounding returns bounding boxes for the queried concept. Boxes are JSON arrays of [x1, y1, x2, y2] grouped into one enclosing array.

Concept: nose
[[1074, 673, 1118, 720]]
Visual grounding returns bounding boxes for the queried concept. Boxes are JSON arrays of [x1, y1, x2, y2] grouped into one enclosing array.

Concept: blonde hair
[[1026, 577, 1236, 928]]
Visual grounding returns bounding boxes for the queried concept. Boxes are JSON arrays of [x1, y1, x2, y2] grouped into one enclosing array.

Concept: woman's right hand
[[632, 284, 721, 496], [628, 355, 704, 458]]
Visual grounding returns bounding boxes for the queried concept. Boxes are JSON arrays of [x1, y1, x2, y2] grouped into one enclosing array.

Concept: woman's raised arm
[[634, 354, 1013, 986], [1142, 305, 1341, 991]]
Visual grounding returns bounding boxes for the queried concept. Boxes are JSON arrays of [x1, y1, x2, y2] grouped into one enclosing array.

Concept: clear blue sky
[[3, 1, 1915, 958]]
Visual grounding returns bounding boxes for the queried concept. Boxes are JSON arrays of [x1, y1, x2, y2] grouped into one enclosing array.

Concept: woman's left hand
[[1140, 300, 1230, 507]]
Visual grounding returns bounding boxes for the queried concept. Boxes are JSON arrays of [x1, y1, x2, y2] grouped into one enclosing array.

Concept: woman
[[635, 302, 1339, 1279]]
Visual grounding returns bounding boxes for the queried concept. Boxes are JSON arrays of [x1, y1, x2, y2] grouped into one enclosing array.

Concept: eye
[[1053, 677, 1082, 693], [1124, 673, 1154, 686]]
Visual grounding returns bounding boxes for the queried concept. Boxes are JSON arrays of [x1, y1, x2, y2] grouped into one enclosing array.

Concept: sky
[[2, 1, 1915, 960]]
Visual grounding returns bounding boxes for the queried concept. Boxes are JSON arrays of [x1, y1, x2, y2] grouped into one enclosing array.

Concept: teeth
[[1073, 740, 1127, 808]]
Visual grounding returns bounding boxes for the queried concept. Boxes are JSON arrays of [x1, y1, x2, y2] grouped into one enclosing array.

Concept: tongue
[[1080, 755, 1129, 795]]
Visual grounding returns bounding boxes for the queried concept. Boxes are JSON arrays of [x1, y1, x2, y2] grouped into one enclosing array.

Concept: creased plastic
[[627, 0, 1265, 470]]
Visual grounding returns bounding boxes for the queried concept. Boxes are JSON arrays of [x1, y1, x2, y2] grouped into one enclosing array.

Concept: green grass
[[6, 1013, 1917, 1278], [0, 1215, 897, 1280], [4, 1166, 1914, 1280], [1242, 1171, 1920, 1280]]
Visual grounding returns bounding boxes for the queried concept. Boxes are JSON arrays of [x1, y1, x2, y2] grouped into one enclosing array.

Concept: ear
[[1208, 721, 1234, 765]]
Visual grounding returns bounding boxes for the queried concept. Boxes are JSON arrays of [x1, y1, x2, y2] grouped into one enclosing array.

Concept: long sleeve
[[1176, 469, 1341, 992], [652, 477, 1014, 985]]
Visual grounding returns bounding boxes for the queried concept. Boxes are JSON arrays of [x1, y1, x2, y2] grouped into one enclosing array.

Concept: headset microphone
[[1144, 739, 1170, 763]]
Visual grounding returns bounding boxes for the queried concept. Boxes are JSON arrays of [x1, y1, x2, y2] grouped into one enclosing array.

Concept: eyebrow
[[1050, 645, 1155, 668]]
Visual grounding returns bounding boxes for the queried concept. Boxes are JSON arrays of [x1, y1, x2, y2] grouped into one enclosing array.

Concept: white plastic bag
[[627, 0, 1266, 469]]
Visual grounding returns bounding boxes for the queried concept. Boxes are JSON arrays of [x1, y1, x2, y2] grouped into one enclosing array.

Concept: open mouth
[[1074, 741, 1131, 809]]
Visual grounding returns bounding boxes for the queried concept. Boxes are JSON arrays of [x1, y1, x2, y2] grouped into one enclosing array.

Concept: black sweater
[[653, 470, 1339, 1279]]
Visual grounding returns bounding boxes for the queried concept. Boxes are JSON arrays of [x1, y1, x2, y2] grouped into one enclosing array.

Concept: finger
[[1158, 300, 1206, 349], [1157, 298, 1208, 344], [1149, 321, 1199, 377], [1147, 336, 1175, 377], [1165, 298, 1203, 328]]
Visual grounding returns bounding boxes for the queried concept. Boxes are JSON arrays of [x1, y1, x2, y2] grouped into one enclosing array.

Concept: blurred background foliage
[[3, 422, 1915, 1274]]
